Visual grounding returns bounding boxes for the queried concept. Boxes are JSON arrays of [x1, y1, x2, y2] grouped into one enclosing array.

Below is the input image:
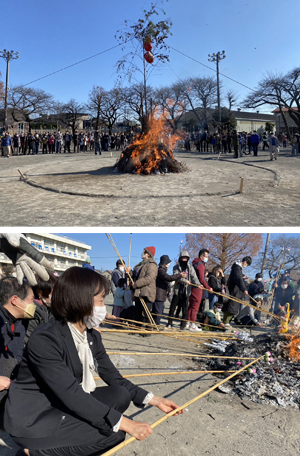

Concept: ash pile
[[114, 142, 187, 175], [197, 333, 300, 410]]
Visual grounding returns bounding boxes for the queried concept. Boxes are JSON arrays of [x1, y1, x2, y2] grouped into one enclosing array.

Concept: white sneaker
[[167, 325, 172, 329], [190, 323, 202, 332], [185, 322, 190, 329]]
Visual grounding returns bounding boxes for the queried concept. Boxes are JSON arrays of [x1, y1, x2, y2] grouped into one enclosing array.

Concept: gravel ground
[[0, 146, 299, 226], [2, 296, 300, 456]]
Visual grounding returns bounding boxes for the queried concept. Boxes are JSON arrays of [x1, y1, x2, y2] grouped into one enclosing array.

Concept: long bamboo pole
[[106, 234, 157, 329], [128, 233, 132, 268], [106, 351, 256, 360], [101, 355, 264, 456], [94, 369, 235, 381]]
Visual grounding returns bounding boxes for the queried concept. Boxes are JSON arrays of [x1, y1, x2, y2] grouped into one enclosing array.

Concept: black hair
[[242, 256, 252, 266], [199, 248, 209, 257], [117, 278, 127, 288], [51, 267, 109, 324], [32, 273, 57, 300], [116, 260, 123, 267], [0, 277, 31, 305]]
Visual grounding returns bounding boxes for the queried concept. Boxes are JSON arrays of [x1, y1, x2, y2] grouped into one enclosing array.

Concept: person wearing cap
[[111, 260, 126, 296], [203, 301, 225, 331], [167, 250, 200, 330], [132, 247, 158, 331], [248, 273, 265, 299], [152, 255, 186, 326], [187, 249, 213, 332], [222, 256, 252, 326], [267, 133, 280, 161], [82, 256, 95, 271], [235, 294, 263, 326]]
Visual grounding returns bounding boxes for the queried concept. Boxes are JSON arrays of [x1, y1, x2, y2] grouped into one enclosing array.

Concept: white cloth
[[113, 392, 154, 433], [67, 322, 96, 394]]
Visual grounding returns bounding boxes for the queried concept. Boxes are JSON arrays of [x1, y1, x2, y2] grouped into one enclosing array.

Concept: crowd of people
[[0, 130, 138, 157], [1, 234, 300, 456], [182, 130, 299, 161]]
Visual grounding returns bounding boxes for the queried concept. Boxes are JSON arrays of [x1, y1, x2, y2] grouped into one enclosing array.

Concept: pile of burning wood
[[113, 115, 187, 175]]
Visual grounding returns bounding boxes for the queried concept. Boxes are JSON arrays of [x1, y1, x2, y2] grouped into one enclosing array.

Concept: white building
[[0, 233, 91, 273]]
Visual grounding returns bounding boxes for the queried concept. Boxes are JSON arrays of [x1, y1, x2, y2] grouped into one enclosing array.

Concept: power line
[[21, 42, 127, 88], [169, 45, 255, 93]]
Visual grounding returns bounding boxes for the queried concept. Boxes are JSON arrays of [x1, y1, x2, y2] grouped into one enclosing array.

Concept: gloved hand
[[0, 234, 54, 286]]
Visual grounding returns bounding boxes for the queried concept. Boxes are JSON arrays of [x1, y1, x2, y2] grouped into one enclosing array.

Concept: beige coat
[[133, 258, 158, 302]]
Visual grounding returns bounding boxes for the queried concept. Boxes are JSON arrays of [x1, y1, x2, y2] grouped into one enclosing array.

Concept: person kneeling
[[203, 302, 225, 331], [4, 267, 183, 456]]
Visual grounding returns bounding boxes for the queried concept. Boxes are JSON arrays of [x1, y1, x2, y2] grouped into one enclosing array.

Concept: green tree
[[265, 121, 275, 133]]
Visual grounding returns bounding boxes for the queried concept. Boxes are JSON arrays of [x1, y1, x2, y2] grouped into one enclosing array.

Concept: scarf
[[67, 322, 96, 394]]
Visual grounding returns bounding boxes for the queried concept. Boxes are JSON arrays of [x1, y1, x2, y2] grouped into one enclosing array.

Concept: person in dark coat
[[273, 278, 295, 315], [152, 255, 186, 325], [248, 273, 265, 298], [4, 267, 183, 456], [207, 265, 226, 309], [222, 256, 252, 325], [0, 277, 36, 429], [111, 260, 126, 296]]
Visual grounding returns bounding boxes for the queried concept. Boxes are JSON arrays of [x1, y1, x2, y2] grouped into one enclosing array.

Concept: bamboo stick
[[128, 233, 132, 268], [101, 355, 264, 456], [106, 351, 257, 360], [94, 369, 236, 380], [106, 233, 157, 329]]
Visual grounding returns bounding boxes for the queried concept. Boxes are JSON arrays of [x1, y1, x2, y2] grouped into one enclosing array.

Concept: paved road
[[0, 146, 299, 226]]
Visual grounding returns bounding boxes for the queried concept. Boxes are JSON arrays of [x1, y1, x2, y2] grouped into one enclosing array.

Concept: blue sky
[[57, 232, 300, 278], [2, 0, 299, 112]]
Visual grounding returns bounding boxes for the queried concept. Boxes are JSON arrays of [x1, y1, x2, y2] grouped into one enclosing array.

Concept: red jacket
[[189, 258, 210, 303]]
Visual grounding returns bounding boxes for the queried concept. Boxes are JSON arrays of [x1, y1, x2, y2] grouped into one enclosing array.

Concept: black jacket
[[155, 267, 181, 302], [207, 273, 226, 304], [274, 286, 295, 314], [4, 319, 148, 439], [248, 280, 264, 298], [223, 263, 247, 314]]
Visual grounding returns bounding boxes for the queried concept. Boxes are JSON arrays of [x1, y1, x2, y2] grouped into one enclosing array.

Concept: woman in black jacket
[[152, 255, 186, 325], [4, 267, 182, 456], [207, 265, 226, 309]]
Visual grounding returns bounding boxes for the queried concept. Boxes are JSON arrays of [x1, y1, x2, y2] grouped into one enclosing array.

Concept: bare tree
[[122, 82, 155, 129], [154, 81, 186, 132], [226, 89, 239, 112], [87, 86, 106, 130], [254, 234, 300, 278], [7, 85, 54, 131], [242, 70, 300, 136], [189, 76, 218, 129], [58, 99, 86, 138], [98, 88, 124, 135]]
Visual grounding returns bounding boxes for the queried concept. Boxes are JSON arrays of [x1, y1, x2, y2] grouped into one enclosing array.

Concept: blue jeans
[[56, 141, 61, 153], [209, 294, 218, 310], [95, 141, 102, 155], [293, 144, 299, 155]]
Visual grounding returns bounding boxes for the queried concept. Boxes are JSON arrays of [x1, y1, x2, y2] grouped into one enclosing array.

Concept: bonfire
[[114, 113, 187, 175]]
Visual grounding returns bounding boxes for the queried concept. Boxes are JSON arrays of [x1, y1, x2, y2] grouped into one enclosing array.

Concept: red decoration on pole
[[144, 42, 153, 52], [144, 52, 154, 64]]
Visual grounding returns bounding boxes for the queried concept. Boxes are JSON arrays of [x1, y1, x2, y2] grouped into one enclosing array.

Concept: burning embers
[[114, 115, 187, 175]]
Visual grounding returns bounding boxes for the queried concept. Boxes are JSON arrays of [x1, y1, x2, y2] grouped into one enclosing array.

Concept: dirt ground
[[1, 296, 300, 456], [0, 146, 299, 226]]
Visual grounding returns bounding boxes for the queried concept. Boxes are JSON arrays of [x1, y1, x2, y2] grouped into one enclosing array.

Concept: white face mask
[[119, 266, 125, 272], [85, 306, 106, 329], [141, 252, 146, 259], [165, 263, 171, 269], [281, 284, 288, 290], [257, 278, 263, 282]]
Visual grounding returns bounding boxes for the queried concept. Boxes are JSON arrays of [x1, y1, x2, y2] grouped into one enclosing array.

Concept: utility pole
[[261, 233, 271, 277], [0, 49, 19, 130], [208, 51, 226, 130]]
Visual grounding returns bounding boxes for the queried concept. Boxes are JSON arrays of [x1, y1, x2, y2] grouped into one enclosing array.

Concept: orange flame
[[286, 330, 300, 361], [119, 109, 183, 175]]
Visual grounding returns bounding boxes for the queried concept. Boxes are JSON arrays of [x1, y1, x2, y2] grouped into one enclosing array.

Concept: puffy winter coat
[[133, 258, 158, 303], [173, 262, 200, 298]]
